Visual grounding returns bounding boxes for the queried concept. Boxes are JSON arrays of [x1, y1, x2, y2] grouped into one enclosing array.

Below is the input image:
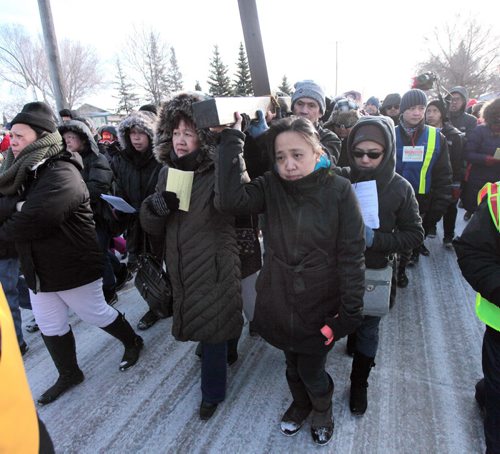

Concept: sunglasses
[[332, 123, 355, 129], [352, 150, 384, 159], [385, 105, 400, 110]]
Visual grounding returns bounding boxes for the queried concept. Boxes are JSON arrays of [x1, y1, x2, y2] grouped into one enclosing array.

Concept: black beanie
[[426, 99, 447, 122], [59, 108, 73, 118], [400, 89, 428, 114], [11, 102, 57, 133]]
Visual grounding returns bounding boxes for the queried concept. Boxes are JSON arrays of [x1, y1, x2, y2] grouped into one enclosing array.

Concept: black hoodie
[[338, 116, 424, 268]]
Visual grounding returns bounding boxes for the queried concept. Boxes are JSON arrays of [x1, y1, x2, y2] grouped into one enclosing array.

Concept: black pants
[[284, 351, 329, 397], [442, 200, 458, 239], [483, 327, 500, 454]]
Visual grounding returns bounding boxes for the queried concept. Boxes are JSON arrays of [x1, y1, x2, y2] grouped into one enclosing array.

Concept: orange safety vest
[[0, 284, 39, 453], [475, 182, 500, 331]]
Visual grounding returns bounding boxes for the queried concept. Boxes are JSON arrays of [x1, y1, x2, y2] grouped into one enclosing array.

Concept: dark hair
[[265, 116, 322, 161], [31, 125, 50, 140]]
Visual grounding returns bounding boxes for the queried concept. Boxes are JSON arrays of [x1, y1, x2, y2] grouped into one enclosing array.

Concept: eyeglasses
[[352, 150, 384, 159], [332, 123, 355, 129], [385, 105, 399, 110], [450, 97, 463, 103]]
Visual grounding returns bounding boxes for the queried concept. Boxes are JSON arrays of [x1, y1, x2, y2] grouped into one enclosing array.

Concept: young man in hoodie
[[395, 89, 452, 287], [337, 116, 423, 414], [448, 86, 478, 138]]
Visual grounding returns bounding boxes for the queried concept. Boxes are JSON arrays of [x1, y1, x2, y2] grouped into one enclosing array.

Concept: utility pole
[[237, 0, 271, 96], [37, 0, 67, 112]]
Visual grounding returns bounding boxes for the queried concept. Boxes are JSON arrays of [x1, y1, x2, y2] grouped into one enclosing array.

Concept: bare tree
[[416, 15, 499, 97], [0, 25, 49, 101], [124, 27, 170, 105], [0, 24, 105, 108]]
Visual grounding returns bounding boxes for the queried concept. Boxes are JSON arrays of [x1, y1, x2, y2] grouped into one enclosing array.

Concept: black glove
[[149, 191, 179, 216]]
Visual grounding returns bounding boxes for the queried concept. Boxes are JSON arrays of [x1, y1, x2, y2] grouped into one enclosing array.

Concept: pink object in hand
[[321, 325, 334, 345]]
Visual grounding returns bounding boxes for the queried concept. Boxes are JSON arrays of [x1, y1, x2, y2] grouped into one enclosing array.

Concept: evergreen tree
[[165, 46, 183, 93], [232, 42, 253, 96], [145, 31, 169, 103], [278, 75, 292, 95], [194, 80, 202, 91], [207, 45, 232, 97], [113, 58, 139, 114]]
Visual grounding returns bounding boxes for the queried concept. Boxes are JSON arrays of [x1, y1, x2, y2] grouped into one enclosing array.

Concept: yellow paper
[[494, 148, 500, 160], [166, 168, 194, 212]]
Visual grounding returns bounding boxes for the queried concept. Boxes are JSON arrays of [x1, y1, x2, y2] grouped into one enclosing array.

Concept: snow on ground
[[22, 211, 486, 453]]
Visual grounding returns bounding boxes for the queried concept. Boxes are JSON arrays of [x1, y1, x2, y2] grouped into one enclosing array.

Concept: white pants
[[30, 279, 118, 336]]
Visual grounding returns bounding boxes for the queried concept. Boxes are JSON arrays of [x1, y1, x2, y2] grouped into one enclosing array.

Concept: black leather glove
[[149, 191, 179, 216]]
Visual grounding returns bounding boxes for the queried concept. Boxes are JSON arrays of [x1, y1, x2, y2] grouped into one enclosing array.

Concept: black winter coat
[[216, 129, 365, 354], [0, 151, 103, 292], [341, 116, 424, 269]]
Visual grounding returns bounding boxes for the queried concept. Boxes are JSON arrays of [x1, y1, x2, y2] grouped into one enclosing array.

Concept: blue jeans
[[201, 341, 227, 403], [0, 258, 24, 345], [483, 327, 500, 454], [356, 315, 382, 358]]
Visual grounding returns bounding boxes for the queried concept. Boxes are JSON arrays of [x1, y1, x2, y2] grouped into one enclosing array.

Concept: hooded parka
[[215, 127, 366, 355], [140, 93, 243, 343]]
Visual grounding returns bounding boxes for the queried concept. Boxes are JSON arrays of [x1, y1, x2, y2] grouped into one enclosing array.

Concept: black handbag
[[235, 216, 258, 257], [134, 236, 172, 318]]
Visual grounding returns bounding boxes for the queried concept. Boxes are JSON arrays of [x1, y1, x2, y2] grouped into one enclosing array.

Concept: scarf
[[0, 131, 63, 196]]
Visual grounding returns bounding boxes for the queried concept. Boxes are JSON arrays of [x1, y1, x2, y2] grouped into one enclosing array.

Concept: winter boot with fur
[[101, 312, 144, 371], [280, 372, 313, 436], [38, 329, 85, 405], [307, 374, 334, 446], [349, 351, 375, 415]]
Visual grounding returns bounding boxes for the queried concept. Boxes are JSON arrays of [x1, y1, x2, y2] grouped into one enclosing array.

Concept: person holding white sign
[[140, 92, 243, 422], [336, 116, 423, 415], [395, 89, 452, 286]]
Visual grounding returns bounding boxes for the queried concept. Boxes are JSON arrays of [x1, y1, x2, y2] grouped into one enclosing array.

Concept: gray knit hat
[[291, 80, 326, 114], [400, 89, 428, 113]]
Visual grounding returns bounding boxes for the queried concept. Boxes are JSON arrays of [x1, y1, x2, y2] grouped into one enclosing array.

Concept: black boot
[[38, 329, 84, 405], [137, 310, 160, 330], [346, 332, 357, 357], [475, 378, 485, 416], [349, 351, 375, 415], [227, 337, 239, 366], [307, 374, 334, 446], [280, 372, 313, 436], [102, 312, 144, 371], [397, 266, 409, 288]]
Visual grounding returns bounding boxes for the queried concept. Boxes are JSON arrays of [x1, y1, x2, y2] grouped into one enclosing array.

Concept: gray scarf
[[0, 131, 63, 196]]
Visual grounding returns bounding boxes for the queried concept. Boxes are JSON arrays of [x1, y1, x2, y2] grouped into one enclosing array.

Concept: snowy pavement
[[22, 211, 486, 453]]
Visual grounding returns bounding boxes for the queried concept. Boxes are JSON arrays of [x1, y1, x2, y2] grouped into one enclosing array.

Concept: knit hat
[[291, 80, 326, 114], [11, 102, 57, 133], [59, 108, 74, 119], [450, 86, 468, 102], [426, 99, 447, 122], [139, 104, 158, 115], [400, 89, 428, 114], [381, 93, 401, 111], [351, 124, 386, 149], [366, 96, 380, 109]]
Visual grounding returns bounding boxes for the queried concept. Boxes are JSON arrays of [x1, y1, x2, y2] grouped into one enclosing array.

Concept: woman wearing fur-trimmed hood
[[141, 92, 243, 421]]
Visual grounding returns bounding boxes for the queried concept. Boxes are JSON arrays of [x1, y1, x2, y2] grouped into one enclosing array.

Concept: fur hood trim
[[154, 92, 217, 165], [58, 120, 99, 155], [324, 109, 360, 129], [118, 111, 156, 150], [482, 98, 500, 126]]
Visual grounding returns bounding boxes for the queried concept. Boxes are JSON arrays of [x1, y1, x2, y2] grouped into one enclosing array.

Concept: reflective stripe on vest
[[418, 127, 437, 194], [475, 181, 500, 331], [395, 125, 440, 194]]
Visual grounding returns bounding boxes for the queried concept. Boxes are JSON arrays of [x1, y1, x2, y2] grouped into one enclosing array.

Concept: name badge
[[402, 146, 424, 162]]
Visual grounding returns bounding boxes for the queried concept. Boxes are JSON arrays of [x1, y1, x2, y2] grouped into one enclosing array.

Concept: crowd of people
[[1, 80, 499, 451]]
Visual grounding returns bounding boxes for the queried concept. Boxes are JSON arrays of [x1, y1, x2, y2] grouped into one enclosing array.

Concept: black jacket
[[339, 116, 424, 269], [0, 151, 103, 292], [216, 128, 365, 354]]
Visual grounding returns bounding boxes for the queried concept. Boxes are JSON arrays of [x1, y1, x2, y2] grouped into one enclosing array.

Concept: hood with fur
[[117, 111, 156, 151], [154, 92, 217, 166], [482, 98, 500, 127], [58, 120, 100, 155]]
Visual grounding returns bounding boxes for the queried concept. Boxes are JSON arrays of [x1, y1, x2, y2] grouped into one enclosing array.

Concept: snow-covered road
[[23, 212, 486, 453]]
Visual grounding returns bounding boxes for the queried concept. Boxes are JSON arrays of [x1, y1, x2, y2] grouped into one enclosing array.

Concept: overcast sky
[[1, 0, 496, 111]]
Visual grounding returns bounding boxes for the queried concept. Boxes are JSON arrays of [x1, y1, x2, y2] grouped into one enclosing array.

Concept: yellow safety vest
[[0, 284, 39, 453], [475, 182, 500, 331]]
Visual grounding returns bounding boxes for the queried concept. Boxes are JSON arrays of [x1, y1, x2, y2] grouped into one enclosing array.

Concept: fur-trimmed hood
[[117, 111, 156, 151], [324, 109, 360, 130], [59, 120, 99, 155], [482, 98, 500, 127], [154, 92, 217, 167]]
